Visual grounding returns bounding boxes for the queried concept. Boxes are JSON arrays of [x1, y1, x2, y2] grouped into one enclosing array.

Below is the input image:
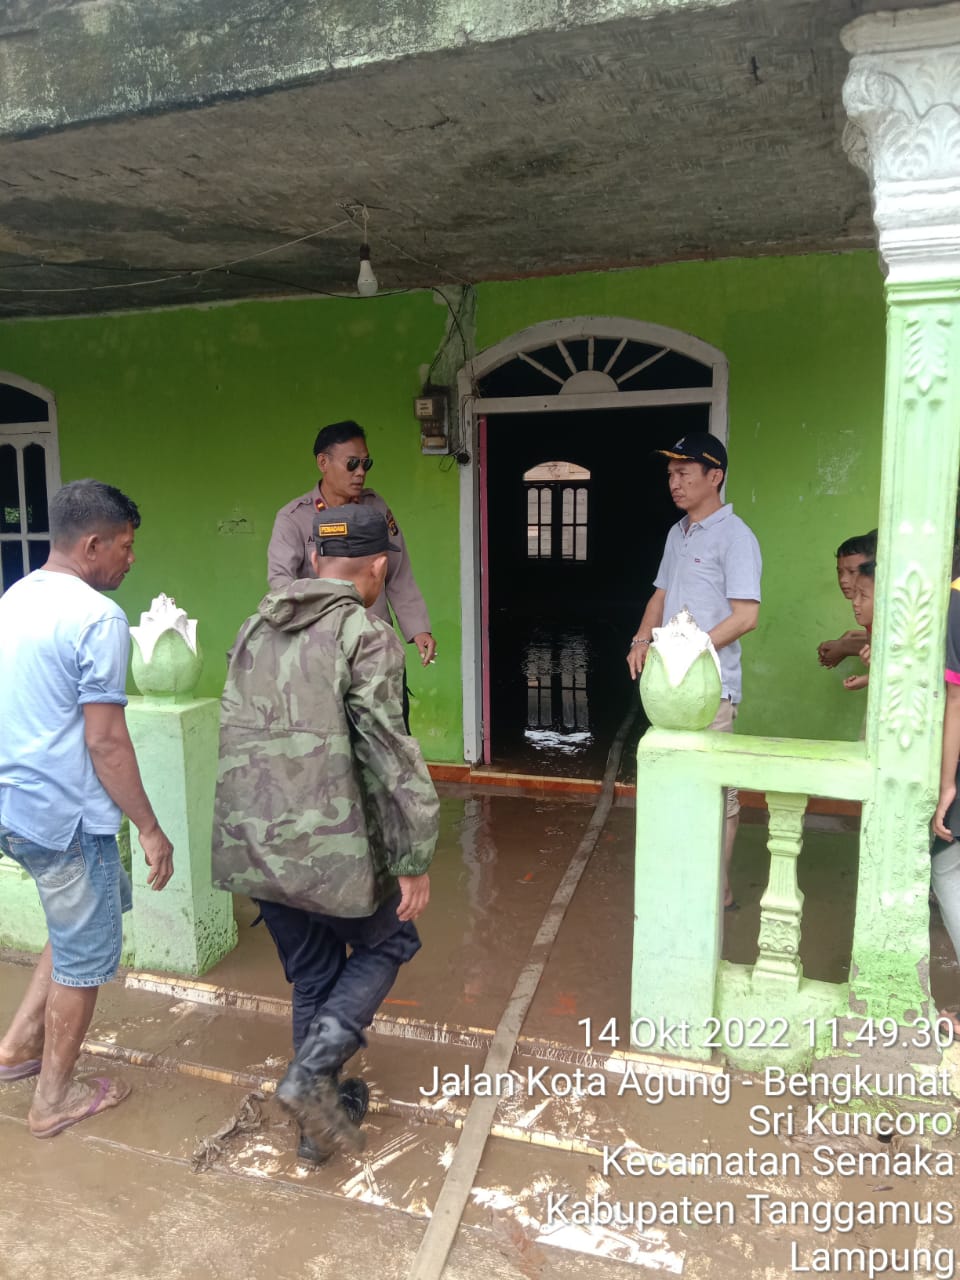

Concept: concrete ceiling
[[0, 0, 943, 318]]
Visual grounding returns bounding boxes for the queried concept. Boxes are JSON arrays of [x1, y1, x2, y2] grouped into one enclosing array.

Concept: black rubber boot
[[277, 1016, 360, 1103], [296, 1077, 369, 1164], [277, 1017, 363, 1158], [338, 1077, 369, 1126], [297, 1124, 333, 1165]]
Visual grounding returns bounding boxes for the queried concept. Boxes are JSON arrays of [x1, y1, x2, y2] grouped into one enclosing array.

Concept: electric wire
[[0, 218, 354, 293], [426, 284, 474, 381], [0, 210, 476, 449]]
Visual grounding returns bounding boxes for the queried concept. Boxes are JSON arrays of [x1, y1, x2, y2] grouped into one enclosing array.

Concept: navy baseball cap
[[656, 432, 727, 473], [312, 505, 399, 557]]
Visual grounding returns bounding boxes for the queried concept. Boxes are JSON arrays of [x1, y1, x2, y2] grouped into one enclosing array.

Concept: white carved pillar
[[842, 6, 960, 1017]]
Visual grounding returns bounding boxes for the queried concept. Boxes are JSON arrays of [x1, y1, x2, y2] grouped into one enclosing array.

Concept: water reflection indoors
[[524, 629, 592, 755], [489, 616, 643, 777]]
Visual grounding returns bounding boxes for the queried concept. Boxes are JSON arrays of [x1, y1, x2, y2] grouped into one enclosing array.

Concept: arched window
[[524, 461, 590, 562], [0, 376, 60, 593], [478, 335, 713, 399]]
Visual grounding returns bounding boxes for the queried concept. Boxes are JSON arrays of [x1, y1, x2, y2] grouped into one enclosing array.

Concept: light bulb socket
[[359, 244, 372, 260]]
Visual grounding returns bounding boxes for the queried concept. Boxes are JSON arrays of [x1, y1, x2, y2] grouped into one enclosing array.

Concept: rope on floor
[[407, 701, 639, 1280]]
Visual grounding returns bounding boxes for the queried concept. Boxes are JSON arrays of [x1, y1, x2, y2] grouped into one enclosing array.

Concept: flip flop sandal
[[32, 1076, 123, 1140], [0, 1058, 42, 1082]]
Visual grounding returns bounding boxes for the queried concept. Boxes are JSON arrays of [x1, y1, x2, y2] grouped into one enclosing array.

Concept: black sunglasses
[[344, 456, 374, 473]]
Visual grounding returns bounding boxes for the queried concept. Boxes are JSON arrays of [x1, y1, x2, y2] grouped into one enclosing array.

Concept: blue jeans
[[0, 821, 131, 987], [255, 894, 421, 1052], [932, 838, 960, 964]]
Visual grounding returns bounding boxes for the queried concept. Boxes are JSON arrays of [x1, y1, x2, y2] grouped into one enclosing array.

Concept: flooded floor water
[[489, 620, 643, 779], [1, 786, 959, 1279]]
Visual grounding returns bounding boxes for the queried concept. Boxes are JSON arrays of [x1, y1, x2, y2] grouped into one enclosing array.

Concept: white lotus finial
[[651, 607, 721, 686], [130, 594, 198, 665]]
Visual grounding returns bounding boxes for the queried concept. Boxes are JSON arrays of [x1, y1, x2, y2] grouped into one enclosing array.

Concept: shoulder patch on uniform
[[384, 508, 399, 537]]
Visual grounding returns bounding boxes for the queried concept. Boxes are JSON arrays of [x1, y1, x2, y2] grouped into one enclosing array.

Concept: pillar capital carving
[[842, 4, 960, 282]]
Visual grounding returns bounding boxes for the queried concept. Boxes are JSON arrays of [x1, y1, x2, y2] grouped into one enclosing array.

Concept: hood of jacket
[[257, 577, 362, 632]]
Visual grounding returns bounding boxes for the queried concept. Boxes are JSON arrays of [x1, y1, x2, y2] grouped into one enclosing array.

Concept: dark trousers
[[255, 894, 421, 1052]]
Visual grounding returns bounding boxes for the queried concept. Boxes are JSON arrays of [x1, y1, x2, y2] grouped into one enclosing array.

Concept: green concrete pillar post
[[126, 696, 237, 974], [633, 735, 724, 1062], [755, 792, 807, 989], [842, 6, 960, 1017]]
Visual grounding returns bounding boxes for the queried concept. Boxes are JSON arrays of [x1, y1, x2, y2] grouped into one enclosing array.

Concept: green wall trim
[[639, 727, 872, 796]]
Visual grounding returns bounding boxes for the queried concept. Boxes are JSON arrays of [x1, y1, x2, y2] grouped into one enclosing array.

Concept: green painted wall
[[475, 251, 886, 743], [1, 251, 885, 756], [0, 292, 464, 761]]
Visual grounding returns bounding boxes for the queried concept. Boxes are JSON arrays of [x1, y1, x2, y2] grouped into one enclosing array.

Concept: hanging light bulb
[[356, 206, 378, 296], [357, 245, 378, 296]]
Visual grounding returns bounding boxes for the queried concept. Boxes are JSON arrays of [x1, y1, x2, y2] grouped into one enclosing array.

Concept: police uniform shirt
[[267, 485, 431, 641]]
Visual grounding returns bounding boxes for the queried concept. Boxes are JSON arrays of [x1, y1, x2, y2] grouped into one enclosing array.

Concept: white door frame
[[457, 316, 728, 763]]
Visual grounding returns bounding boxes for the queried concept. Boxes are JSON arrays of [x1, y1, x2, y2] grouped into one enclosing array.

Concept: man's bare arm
[[83, 703, 174, 890], [708, 599, 760, 653], [818, 630, 868, 668], [627, 588, 666, 680]]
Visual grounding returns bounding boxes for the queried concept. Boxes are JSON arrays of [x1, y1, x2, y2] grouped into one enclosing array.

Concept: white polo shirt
[[654, 503, 762, 703]]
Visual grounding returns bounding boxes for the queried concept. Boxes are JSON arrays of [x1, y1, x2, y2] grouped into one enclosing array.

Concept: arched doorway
[[457, 318, 728, 766]]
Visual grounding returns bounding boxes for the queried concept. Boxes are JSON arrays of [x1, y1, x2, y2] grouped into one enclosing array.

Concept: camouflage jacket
[[212, 578, 439, 916]]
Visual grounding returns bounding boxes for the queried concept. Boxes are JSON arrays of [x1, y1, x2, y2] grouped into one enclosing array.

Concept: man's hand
[[626, 639, 650, 681], [139, 824, 174, 890], [818, 639, 845, 668], [934, 782, 957, 843], [413, 633, 436, 667], [396, 873, 430, 921]]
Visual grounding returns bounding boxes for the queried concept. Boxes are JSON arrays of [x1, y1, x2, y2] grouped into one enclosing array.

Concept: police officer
[[268, 420, 436, 675]]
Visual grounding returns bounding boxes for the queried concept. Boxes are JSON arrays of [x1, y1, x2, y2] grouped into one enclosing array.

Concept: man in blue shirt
[[0, 479, 173, 1138], [627, 432, 762, 908]]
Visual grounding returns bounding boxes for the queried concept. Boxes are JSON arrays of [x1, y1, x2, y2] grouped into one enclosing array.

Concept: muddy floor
[[1, 787, 959, 1279]]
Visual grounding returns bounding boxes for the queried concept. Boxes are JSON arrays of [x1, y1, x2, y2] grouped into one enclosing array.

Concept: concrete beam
[[0, 0, 733, 137]]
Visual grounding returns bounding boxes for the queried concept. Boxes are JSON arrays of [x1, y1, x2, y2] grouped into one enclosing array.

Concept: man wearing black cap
[[626, 432, 762, 909], [214, 505, 439, 1163]]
